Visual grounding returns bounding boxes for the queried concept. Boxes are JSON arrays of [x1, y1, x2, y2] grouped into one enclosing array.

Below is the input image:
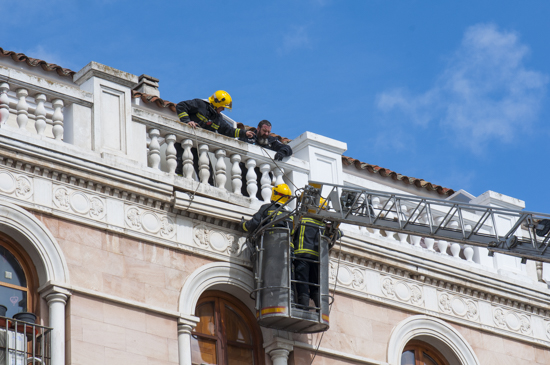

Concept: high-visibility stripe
[[211, 123, 219, 130], [235, 128, 240, 137], [197, 113, 208, 123], [295, 248, 318, 256], [242, 221, 248, 232], [178, 112, 188, 119], [322, 314, 329, 323], [261, 306, 288, 315]]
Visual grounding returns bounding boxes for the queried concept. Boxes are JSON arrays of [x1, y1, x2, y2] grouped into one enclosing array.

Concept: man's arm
[[217, 116, 250, 139], [241, 205, 268, 233], [267, 136, 293, 160]]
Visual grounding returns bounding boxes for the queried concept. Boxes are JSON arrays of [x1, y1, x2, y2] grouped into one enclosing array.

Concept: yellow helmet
[[271, 184, 292, 204], [209, 90, 232, 110], [319, 197, 328, 210]]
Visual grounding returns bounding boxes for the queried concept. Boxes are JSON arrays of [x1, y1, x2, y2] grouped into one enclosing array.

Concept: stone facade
[[0, 51, 549, 365]]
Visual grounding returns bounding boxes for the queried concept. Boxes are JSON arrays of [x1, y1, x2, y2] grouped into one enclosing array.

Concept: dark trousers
[[294, 255, 319, 306]]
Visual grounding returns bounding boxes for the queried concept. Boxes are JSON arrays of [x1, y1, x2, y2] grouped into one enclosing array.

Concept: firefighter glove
[[274, 151, 284, 161]]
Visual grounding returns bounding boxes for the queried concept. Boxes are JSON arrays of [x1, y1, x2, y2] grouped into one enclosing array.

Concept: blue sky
[[2, 0, 550, 212]]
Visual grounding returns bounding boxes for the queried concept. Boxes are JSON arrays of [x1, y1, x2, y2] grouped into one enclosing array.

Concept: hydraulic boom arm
[[295, 182, 550, 263]]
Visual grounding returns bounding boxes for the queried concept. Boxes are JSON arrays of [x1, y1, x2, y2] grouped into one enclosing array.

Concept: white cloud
[[377, 23, 549, 153], [279, 26, 310, 54]]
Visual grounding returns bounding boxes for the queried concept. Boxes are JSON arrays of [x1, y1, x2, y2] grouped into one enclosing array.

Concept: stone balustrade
[[0, 82, 66, 140], [146, 126, 294, 202]]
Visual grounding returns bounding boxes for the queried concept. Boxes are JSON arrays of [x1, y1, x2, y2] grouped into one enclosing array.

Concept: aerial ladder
[[249, 182, 550, 334]]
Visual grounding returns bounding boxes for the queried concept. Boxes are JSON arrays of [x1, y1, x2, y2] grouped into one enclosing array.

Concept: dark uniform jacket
[[239, 134, 293, 158], [293, 218, 342, 257], [242, 202, 294, 234], [176, 99, 246, 139]]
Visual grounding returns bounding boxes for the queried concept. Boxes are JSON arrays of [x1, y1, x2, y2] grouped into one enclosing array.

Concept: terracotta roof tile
[[132, 91, 177, 113], [342, 156, 454, 196], [0, 47, 75, 78]]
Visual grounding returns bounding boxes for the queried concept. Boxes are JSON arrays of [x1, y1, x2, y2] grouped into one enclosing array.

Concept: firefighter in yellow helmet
[[174, 90, 255, 175], [241, 184, 294, 233], [293, 197, 341, 309]]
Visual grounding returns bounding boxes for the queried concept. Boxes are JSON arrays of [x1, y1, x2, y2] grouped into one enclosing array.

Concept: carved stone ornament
[[352, 268, 365, 290], [53, 186, 106, 220], [382, 277, 395, 297], [439, 293, 452, 313], [494, 308, 506, 328], [192, 223, 245, 258], [466, 300, 478, 320], [0, 171, 33, 200], [124, 205, 175, 238], [410, 285, 423, 305], [15, 176, 32, 199]]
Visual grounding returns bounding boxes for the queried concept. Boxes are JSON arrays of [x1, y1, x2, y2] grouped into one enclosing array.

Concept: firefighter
[[239, 120, 293, 161], [293, 198, 341, 309], [241, 184, 294, 233], [174, 90, 254, 176]]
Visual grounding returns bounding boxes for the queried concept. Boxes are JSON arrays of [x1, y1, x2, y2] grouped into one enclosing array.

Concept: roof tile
[[0, 47, 75, 78]]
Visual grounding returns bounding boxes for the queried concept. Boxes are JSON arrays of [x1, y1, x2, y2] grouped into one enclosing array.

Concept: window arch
[[191, 290, 264, 365], [402, 340, 449, 365], [0, 233, 39, 318]]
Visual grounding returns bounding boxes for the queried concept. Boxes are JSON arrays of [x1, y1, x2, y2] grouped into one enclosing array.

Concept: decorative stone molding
[[492, 306, 532, 335], [381, 276, 423, 306], [53, 185, 106, 220], [124, 204, 176, 239], [437, 292, 478, 321], [0, 170, 33, 200], [192, 222, 246, 258], [387, 315, 480, 365]]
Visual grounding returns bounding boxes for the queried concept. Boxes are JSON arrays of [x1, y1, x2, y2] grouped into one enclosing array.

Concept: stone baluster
[[230, 154, 242, 194], [370, 196, 382, 237], [215, 149, 227, 189], [148, 129, 161, 169], [273, 166, 285, 186], [435, 216, 448, 254], [16, 88, 29, 129], [246, 159, 258, 200], [52, 99, 64, 140], [181, 139, 194, 179], [165, 134, 177, 174], [34, 93, 47, 135], [422, 212, 435, 251], [259, 163, 272, 203], [383, 198, 398, 241], [198, 144, 210, 184], [0, 83, 10, 125], [463, 224, 474, 262], [397, 205, 409, 244], [449, 221, 462, 258], [410, 205, 422, 247]]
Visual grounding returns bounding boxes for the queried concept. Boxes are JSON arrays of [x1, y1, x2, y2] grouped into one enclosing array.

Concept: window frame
[[0, 233, 39, 317], [192, 290, 264, 365], [402, 340, 450, 365]]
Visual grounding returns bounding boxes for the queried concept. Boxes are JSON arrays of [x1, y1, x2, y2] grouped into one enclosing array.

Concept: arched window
[[0, 234, 38, 318], [191, 291, 264, 365], [401, 340, 449, 365]]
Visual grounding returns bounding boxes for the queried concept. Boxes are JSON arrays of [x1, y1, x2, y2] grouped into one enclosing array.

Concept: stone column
[[41, 286, 71, 365], [177, 316, 200, 365], [265, 337, 294, 365]]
